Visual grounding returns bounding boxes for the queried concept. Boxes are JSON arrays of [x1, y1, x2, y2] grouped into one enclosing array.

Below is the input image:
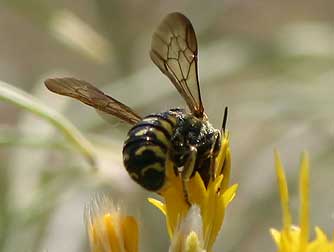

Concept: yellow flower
[[85, 194, 139, 252], [271, 151, 334, 252], [149, 132, 238, 252]]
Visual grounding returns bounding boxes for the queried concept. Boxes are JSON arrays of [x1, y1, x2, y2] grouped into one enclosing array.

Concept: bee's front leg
[[181, 146, 197, 206]]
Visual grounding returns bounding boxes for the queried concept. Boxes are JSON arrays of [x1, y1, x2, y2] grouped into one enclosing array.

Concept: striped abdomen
[[122, 111, 178, 191]]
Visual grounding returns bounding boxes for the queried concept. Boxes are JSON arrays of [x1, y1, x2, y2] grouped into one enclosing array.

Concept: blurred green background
[[0, 0, 333, 251]]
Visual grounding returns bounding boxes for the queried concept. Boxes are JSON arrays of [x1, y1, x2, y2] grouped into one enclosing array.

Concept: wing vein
[[150, 12, 204, 117], [44, 78, 142, 125]]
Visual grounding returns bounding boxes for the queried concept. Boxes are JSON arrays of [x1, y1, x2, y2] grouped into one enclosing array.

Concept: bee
[[45, 12, 227, 195]]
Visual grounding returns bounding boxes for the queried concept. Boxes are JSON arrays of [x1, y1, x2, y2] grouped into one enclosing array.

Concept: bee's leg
[[181, 146, 197, 206]]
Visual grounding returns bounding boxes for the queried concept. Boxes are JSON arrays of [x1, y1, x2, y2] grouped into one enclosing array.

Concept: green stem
[[0, 80, 97, 167]]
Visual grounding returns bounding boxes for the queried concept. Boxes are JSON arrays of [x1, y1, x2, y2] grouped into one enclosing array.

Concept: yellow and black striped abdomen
[[122, 111, 178, 191]]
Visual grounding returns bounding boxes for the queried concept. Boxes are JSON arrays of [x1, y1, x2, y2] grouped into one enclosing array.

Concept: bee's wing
[[45, 77, 142, 125], [150, 12, 204, 118]]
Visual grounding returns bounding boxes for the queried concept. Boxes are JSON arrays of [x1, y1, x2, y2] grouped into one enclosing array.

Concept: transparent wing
[[45, 77, 142, 125], [150, 12, 204, 118]]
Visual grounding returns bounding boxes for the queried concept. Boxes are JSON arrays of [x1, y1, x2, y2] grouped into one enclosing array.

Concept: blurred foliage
[[0, 80, 97, 165], [0, 1, 333, 252]]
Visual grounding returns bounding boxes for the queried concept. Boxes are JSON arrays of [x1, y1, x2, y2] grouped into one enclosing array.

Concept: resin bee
[[45, 12, 227, 192]]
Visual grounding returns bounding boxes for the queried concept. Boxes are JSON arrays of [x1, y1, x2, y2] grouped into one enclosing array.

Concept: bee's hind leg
[[181, 146, 197, 206]]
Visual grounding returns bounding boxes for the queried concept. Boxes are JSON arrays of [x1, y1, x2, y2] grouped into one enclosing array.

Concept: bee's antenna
[[221, 106, 228, 133]]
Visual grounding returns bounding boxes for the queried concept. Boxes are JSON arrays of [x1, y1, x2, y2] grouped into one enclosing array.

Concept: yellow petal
[[164, 185, 189, 237], [149, 133, 236, 251], [213, 175, 224, 193], [88, 220, 109, 252], [164, 187, 189, 236], [214, 133, 229, 176], [314, 227, 328, 242], [274, 150, 292, 230], [206, 192, 225, 251], [188, 172, 207, 208], [270, 228, 281, 245], [299, 152, 310, 251], [147, 198, 166, 216], [121, 216, 139, 252], [148, 197, 174, 238], [104, 214, 122, 252], [202, 175, 224, 251], [220, 148, 232, 191], [309, 227, 333, 252], [271, 152, 334, 252], [159, 158, 190, 237], [85, 195, 140, 252], [222, 184, 238, 207]]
